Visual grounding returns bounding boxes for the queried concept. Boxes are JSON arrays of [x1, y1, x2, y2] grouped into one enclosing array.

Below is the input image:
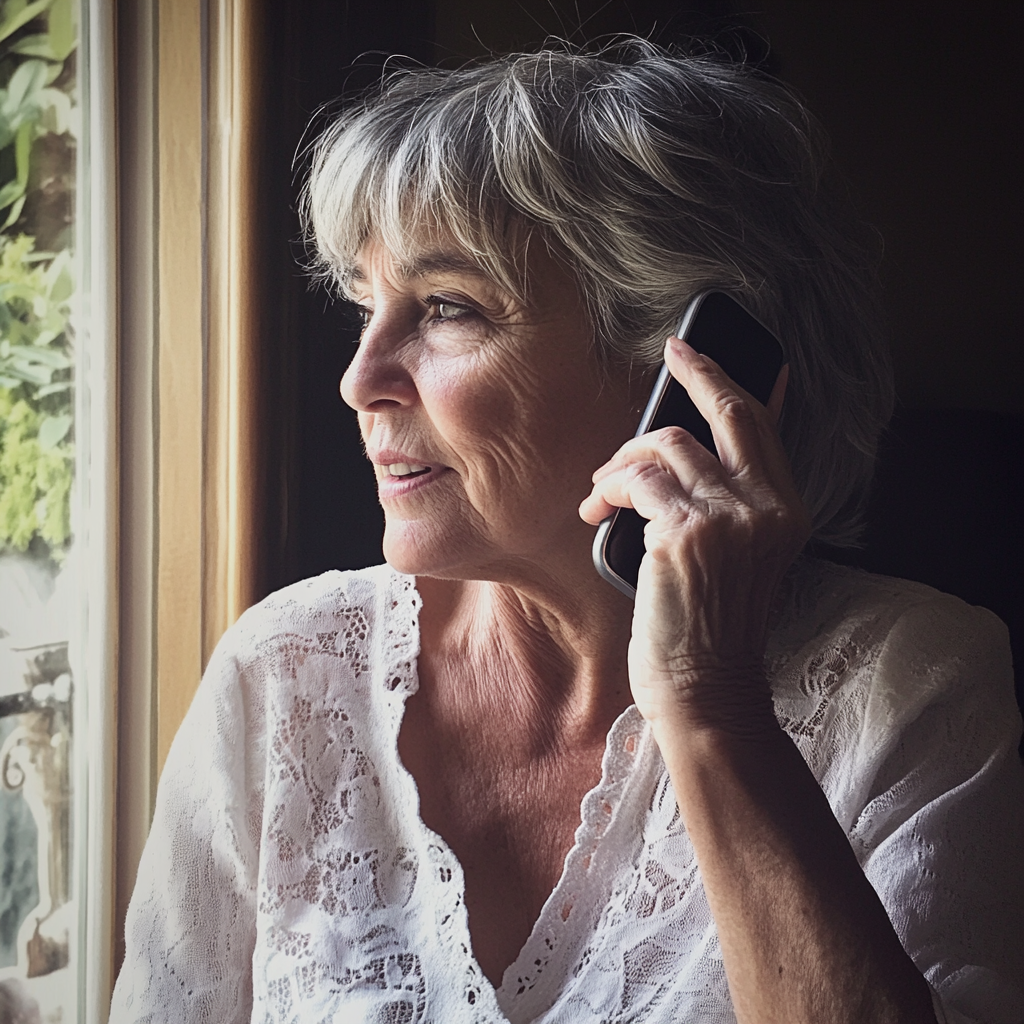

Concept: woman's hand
[[580, 335, 810, 732], [581, 337, 936, 1024]]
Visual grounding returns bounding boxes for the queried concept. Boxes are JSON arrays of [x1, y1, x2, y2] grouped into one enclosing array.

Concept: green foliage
[[0, 387, 71, 549], [0, 232, 72, 553], [0, 0, 75, 561]]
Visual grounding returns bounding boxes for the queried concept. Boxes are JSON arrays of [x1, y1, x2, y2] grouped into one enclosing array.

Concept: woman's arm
[[109, 636, 260, 1024], [651, 703, 935, 1023], [581, 337, 937, 1024]]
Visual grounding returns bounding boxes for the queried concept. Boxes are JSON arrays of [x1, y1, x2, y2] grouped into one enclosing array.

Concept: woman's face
[[341, 236, 643, 583]]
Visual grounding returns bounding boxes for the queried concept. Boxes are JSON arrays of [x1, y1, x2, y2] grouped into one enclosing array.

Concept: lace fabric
[[109, 559, 1024, 1024]]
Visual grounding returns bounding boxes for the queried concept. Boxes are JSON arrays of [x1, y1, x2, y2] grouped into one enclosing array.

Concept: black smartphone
[[592, 291, 786, 599]]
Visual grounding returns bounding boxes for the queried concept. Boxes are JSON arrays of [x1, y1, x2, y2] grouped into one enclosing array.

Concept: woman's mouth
[[374, 459, 446, 497], [385, 463, 431, 478]]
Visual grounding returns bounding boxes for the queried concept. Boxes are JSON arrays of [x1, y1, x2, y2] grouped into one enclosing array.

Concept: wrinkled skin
[[579, 338, 807, 732], [342, 239, 643, 591]]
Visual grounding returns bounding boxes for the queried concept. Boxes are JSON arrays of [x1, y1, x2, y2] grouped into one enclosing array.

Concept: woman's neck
[[415, 572, 635, 754]]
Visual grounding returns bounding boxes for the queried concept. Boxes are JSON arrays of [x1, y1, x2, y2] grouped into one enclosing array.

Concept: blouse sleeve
[[108, 625, 264, 1024], [847, 595, 1024, 1024]]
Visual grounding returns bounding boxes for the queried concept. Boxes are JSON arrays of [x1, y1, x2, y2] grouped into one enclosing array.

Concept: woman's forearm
[[652, 698, 936, 1024], [584, 338, 938, 1020]]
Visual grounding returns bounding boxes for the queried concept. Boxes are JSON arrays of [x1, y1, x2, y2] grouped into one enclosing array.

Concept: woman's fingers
[[662, 336, 789, 484], [579, 443, 714, 525], [582, 424, 731, 524], [582, 334, 806, 542]]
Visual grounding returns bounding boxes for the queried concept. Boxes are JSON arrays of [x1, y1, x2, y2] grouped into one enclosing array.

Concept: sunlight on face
[[340, 237, 642, 586]]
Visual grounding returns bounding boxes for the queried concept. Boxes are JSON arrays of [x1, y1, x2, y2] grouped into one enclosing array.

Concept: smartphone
[[592, 291, 785, 599]]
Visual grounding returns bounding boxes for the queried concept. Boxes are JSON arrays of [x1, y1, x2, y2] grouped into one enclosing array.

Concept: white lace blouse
[[109, 558, 1024, 1024]]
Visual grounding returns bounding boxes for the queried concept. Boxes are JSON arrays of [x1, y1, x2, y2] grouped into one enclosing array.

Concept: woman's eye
[[434, 300, 470, 321], [348, 306, 372, 336]]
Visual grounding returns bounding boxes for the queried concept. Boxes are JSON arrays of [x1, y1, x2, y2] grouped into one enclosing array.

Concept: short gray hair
[[302, 39, 893, 547]]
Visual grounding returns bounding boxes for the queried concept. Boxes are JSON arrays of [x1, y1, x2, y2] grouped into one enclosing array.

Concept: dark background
[[250, 2, 1022, 713]]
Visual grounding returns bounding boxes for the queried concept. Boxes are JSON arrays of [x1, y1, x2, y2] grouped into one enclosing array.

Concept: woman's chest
[[254, 685, 733, 1023], [252, 753, 730, 1024], [401, 715, 608, 981]]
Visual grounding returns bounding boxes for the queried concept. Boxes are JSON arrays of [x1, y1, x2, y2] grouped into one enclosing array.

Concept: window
[[0, 0, 115, 1018]]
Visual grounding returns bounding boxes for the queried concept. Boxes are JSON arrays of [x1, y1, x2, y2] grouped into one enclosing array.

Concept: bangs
[[303, 72, 536, 303]]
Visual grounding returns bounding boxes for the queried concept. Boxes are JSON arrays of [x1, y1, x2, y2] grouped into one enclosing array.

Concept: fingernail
[[667, 335, 692, 359]]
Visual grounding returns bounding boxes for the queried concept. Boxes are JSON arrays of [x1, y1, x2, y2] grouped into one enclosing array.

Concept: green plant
[[0, 232, 72, 553], [0, 0, 76, 561]]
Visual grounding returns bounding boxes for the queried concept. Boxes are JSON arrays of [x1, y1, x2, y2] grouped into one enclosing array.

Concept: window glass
[[0, 0, 81, 1018]]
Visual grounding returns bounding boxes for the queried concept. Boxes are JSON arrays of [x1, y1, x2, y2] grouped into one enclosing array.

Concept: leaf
[[37, 86, 70, 134], [0, 119, 33, 212], [43, 248, 70, 295], [0, 0, 55, 46], [5, 58, 48, 115], [8, 32, 52, 57], [34, 380, 69, 397], [37, 413, 71, 448], [0, 281, 42, 304], [14, 114, 31, 176], [0, 99, 13, 147], [46, 266, 71, 306], [64, 101, 79, 141], [6, 343, 70, 368], [40, 303, 69, 332], [0, 194, 25, 229], [44, 0, 74, 61], [8, 2, 74, 62], [25, 346, 68, 367], [6, 322, 31, 347], [3, 361, 50, 384], [0, 179, 23, 208]]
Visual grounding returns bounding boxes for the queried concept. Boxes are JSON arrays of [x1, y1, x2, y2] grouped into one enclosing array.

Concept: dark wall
[[258, 1, 1022, 593], [750, 3, 1023, 417]]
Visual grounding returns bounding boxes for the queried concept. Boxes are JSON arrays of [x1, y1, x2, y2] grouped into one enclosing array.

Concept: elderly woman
[[110, 41, 1023, 1024]]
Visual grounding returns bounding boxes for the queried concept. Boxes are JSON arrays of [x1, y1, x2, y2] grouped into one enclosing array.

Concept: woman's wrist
[[634, 663, 779, 742]]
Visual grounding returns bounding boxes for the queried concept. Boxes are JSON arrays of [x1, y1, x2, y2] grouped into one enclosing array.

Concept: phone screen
[[593, 291, 785, 598]]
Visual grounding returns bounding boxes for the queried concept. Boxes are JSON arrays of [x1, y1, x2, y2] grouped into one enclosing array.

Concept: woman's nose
[[339, 314, 417, 412]]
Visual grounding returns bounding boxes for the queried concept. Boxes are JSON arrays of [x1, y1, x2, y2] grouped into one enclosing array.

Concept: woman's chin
[[382, 547, 430, 577], [381, 523, 466, 578]]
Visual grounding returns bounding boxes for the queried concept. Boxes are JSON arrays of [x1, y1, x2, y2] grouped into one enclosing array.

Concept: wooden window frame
[[113, 0, 263, 988]]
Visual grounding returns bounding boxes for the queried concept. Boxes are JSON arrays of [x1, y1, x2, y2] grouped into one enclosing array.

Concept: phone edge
[[589, 290, 744, 600], [591, 518, 638, 599]]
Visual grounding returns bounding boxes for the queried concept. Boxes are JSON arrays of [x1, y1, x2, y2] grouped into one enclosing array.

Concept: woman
[[110, 41, 1023, 1023]]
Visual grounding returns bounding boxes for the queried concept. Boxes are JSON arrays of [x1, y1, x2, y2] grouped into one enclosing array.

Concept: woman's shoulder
[[772, 554, 1009, 665], [768, 555, 1016, 772], [217, 563, 419, 668], [190, 564, 421, 729]]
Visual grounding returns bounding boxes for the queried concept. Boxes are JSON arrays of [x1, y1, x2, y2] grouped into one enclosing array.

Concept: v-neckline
[[393, 572, 657, 1022], [493, 703, 651, 1015]]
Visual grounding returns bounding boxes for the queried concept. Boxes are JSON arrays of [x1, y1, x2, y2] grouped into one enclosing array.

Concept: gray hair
[[302, 39, 893, 547]]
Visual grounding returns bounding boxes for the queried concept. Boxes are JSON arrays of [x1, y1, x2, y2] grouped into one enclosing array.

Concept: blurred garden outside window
[[0, 0, 115, 1020]]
